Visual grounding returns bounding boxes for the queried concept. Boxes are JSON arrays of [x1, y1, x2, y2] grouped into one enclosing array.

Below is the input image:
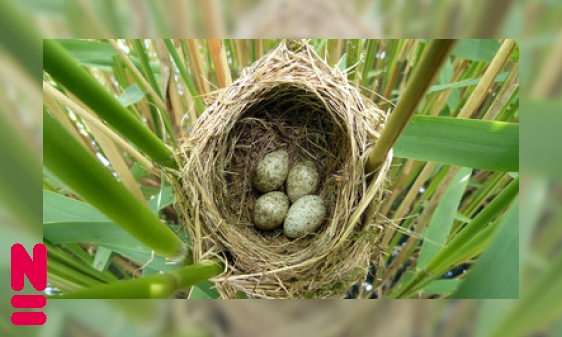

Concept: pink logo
[[11, 243, 47, 325]]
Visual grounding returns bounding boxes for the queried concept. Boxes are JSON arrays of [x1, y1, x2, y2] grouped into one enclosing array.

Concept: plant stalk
[[389, 176, 519, 298], [457, 39, 516, 119], [366, 39, 456, 173], [44, 110, 188, 262], [50, 260, 222, 299], [43, 39, 176, 168], [207, 39, 233, 88], [163, 39, 206, 113]]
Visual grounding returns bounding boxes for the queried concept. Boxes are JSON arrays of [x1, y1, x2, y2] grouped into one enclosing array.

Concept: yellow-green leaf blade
[[394, 116, 519, 172]]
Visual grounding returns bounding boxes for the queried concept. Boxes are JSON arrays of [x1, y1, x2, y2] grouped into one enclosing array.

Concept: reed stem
[[51, 260, 222, 299], [366, 39, 456, 172], [43, 39, 176, 168], [44, 110, 188, 261]]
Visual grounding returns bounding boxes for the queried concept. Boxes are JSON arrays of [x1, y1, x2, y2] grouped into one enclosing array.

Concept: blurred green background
[[1, 0, 561, 336]]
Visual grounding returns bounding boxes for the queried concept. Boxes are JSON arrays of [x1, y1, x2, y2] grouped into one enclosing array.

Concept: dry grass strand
[[174, 41, 392, 298]]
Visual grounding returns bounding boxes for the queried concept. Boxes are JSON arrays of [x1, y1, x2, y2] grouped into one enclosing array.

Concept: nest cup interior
[[223, 83, 351, 260], [176, 41, 390, 298]]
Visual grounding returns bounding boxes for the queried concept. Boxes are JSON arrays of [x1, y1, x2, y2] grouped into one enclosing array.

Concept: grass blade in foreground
[[43, 39, 176, 168], [418, 167, 472, 269], [426, 176, 519, 278], [367, 39, 456, 172], [44, 110, 187, 262], [44, 189, 183, 272], [389, 177, 519, 298], [50, 261, 222, 299], [453, 199, 519, 298], [394, 116, 519, 172]]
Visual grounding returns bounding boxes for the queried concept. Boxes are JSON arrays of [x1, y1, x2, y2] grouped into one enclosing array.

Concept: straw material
[[174, 41, 392, 298]]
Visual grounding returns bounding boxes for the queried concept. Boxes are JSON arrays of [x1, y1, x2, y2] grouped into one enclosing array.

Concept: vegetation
[[43, 39, 519, 299]]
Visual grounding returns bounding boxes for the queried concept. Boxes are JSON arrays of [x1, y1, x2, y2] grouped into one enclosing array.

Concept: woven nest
[[175, 41, 392, 299]]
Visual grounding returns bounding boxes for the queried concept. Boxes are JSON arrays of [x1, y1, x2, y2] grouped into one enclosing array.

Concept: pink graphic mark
[[10, 243, 47, 326]]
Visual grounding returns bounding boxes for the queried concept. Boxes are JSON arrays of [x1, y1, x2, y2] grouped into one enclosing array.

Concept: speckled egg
[[283, 195, 326, 238], [254, 150, 289, 193], [286, 160, 320, 202], [252, 191, 290, 230]]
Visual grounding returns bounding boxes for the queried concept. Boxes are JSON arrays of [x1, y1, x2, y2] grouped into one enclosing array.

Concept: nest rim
[[173, 41, 392, 299]]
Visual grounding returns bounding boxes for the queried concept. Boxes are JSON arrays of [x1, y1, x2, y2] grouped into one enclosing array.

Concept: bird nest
[[174, 41, 392, 298]]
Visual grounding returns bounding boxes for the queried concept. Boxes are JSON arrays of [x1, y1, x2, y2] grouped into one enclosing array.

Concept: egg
[[286, 160, 320, 202], [283, 195, 326, 238], [254, 150, 289, 193], [253, 191, 290, 230]]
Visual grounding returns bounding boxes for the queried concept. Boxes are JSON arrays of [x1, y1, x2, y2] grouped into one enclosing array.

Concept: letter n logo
[[11, 243, 47, 325]]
